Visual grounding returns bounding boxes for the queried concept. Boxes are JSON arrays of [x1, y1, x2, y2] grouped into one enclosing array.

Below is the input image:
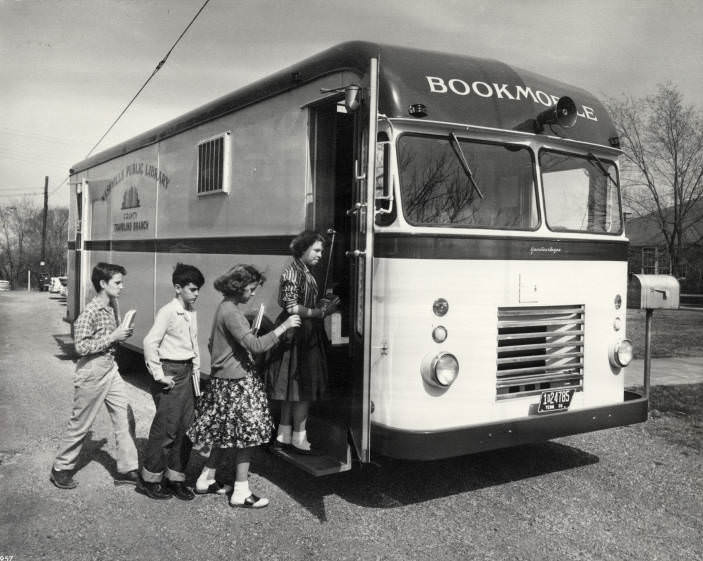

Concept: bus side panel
[[77, 147, 159, 327], [108, 251, 154, 347], [155, 78, 359, 239], [88, 145, 159, 245], [151, 252, 289, 376], [73, 70, 363, 368]]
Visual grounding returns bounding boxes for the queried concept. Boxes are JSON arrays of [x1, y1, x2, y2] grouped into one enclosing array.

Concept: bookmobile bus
[[67, 41, 651, 475]]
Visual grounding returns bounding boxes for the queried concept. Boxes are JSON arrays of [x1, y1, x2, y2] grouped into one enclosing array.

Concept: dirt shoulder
[[1, 292, 701, 561]]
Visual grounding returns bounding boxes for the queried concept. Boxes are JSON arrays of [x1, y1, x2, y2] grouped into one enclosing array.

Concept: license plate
[[537, 389, 574, 413]]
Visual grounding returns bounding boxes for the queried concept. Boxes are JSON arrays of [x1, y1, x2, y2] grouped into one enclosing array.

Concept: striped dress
[[266, 258, 329, 401]]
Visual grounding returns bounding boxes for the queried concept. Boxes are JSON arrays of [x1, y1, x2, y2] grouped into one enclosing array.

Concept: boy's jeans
[[53, 355, 139, 474], [141, 361, 195, 483]]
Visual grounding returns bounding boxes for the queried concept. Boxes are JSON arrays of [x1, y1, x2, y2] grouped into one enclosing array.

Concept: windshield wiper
[[449, 132, 484, 199], [587, 152, 618, 189]]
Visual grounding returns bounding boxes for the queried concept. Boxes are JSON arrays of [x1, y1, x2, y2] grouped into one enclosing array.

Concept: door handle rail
[[346, 202, 367, 216], [345, 249, 366, 258]]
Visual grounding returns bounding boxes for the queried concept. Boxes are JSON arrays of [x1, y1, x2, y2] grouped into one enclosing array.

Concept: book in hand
[[252, 304, 265, 335], [121, 309, 136, 329], [191, 370, 201, 397]]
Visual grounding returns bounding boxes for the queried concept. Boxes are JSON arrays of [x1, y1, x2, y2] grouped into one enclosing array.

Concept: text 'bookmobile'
[[67, 41, 650, 475]]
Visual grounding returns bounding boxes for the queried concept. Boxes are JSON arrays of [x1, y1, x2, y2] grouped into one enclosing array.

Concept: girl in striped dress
[[266, 231, 340, 454]]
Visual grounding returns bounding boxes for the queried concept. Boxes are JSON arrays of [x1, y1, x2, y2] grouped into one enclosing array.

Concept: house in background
[[625, 203, 703, 293]]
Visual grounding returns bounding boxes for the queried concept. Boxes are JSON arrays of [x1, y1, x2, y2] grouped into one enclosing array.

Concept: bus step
[[270, 445, 352, 477]]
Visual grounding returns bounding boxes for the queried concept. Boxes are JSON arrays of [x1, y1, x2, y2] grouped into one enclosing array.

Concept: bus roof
[[71, 41, 617, 173]]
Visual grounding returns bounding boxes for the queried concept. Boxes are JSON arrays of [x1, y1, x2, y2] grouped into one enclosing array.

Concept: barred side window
[[197, 132, 231, 195]]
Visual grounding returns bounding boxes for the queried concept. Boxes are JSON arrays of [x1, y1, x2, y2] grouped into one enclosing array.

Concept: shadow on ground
[[72, 347, 602, 523], [250, 439, 599, 522], [68, 405, 145, 480], [52, 334, 77, 361]]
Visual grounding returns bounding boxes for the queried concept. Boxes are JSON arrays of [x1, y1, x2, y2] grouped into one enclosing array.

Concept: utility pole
[[41, 176, 48, 263]]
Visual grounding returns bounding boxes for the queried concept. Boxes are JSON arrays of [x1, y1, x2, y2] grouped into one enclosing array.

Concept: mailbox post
[[627, 274, 680, 398]]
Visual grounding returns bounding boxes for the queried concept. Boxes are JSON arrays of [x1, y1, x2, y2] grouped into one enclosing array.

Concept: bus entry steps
[[269, 417, 352, 476]]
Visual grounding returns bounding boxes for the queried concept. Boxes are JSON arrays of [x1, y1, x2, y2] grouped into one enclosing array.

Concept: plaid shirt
[[74, 296, 119, 358]]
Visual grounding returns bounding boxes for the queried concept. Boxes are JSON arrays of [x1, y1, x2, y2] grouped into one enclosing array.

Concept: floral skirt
[[186, 374, 273, 449]]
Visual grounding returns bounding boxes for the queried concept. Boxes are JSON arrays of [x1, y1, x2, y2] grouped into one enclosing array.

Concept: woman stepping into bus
[[187, 265, 300, 508], [266, 231, 340, 454]]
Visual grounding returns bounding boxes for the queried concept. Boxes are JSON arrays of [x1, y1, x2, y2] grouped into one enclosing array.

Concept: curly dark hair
[[213, 264, 265, 298], [172, 263, 205, 289], [289, 230, 327, 258]]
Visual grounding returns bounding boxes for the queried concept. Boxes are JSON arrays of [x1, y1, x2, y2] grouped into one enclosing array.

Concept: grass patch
[[626, 309, 703, 358], [646, 383, 703, 451], [649, 383, 703, 416]]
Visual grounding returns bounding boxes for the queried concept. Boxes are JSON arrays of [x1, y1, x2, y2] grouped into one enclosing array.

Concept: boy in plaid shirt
[[50, 262, 139, 489]]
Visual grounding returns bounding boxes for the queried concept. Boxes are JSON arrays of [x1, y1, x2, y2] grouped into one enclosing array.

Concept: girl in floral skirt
[[187, 264, 300, 508]]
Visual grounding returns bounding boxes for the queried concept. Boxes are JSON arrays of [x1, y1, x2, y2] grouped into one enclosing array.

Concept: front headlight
[[609, 339, 633, 368], [422, 351, 459, 388]]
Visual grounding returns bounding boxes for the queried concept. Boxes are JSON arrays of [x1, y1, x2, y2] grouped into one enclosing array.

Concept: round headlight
[[433, 352, 459, 386], [432, 325, 448, 343], [609, 339, 634, 368], [613, 316, 622, 331], [433, 298, 449, 317]]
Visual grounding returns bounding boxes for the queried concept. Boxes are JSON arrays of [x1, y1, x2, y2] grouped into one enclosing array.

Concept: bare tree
[[0, 199, 68, 288], [608, 83, 703, 273]]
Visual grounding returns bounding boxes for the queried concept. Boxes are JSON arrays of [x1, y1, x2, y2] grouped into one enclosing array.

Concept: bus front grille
[[496, 305, 584, 400]]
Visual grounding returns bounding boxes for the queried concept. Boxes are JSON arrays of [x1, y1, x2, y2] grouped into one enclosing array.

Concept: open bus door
[[347, 57, 378, 465], [273, 59, 378, 475]]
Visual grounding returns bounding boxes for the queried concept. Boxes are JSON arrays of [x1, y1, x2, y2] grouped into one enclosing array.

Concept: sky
[[1, 0, 702, 208]]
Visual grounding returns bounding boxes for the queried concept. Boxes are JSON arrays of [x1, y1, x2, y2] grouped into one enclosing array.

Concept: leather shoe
[[50, 468, 77, 489], [195, 480, 232, 495], [136, 479, 172, 500], [164, 479, 195, 501], [114, 469, 139, 486], [229, 493, 269, 509]]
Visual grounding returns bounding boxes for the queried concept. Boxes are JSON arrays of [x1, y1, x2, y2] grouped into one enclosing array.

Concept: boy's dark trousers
[[141, 360, 194, 483]]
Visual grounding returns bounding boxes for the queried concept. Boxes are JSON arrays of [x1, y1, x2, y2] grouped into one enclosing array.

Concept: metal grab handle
[[346, 202, 366, 216], [354, 159, 366, 181], [345, 249, 366, 258]]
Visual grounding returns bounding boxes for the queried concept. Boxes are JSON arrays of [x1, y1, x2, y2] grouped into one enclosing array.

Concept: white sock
[[276, 424, 292, 444], [292, 430, 311, 449], [196, 467, 216, 491], [231, 480, 251, 503]]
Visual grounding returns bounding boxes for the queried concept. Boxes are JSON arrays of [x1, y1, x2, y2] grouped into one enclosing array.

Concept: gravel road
[[0, 292, 701, 561]]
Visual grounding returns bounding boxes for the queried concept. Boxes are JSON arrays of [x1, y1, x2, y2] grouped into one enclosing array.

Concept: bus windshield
[[397, 134, 539, 229], [540, 150, 622, 234]]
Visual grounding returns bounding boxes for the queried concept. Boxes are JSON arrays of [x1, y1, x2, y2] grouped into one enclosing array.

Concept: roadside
[[624, 306, 703, 386], [625, 357, 703, 387], [627, 308, 703, 358], [1, 291, 702, 561]]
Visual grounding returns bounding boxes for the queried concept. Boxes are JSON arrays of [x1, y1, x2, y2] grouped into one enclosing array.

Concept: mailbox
[[627, 274, 680, 310]]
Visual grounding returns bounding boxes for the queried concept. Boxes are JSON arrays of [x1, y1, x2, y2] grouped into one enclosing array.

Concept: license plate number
[[537, 389, 574, 413]]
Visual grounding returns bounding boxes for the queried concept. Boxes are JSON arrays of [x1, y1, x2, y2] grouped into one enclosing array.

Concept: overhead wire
[[3, 0, 212, 204], [2, 0, 212, 203], [84, 0, 212, 159]]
